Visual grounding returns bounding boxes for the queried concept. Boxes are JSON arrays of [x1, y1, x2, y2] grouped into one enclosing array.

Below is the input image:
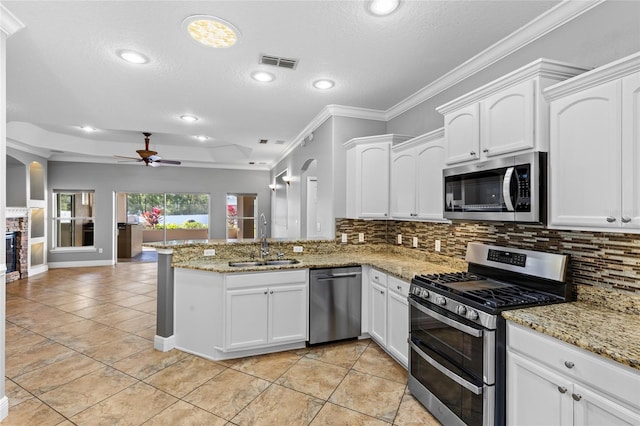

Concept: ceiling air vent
[[260, 54, 298, 70]]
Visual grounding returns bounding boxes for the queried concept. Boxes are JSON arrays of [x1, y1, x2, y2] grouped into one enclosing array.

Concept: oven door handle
[[410, 340, 483, 395], [409, 298, 483, 337]]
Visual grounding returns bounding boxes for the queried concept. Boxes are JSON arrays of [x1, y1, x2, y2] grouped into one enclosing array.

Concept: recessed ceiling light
[[251, 71, 275, 83], [118, 50, 149, 64], [313, 79, 335, 90], [195, 135, 209, 142], [80, 126, 97, 132], [182, 15, 240, 48], [369, 0, 400, 16], [180, 115, 198, 122]]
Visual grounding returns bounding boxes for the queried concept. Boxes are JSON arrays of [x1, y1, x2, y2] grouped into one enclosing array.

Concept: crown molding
[[1, 4, 25, 37], [385, 0, 605, 120], [543, 51, 640, 101], [271, 104, 386, 168], [392, 128, 445, 152], [342, 133, 414, 150]]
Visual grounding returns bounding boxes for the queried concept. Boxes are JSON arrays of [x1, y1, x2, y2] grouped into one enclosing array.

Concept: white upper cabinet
[[390, 129, 446, 220], [437, 59, 589, 166], [345, 134, 413, 219], [544, 52, 640, 230]]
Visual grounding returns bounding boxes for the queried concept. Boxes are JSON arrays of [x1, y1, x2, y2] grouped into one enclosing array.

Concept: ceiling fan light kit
[[115, 132, 182, 167]]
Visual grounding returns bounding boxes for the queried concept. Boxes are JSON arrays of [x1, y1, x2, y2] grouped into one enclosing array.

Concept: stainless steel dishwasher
[[309, 266, 362, 345]]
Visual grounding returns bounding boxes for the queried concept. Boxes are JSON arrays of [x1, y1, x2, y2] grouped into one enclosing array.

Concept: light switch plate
[[397, 234, 402, 245], [204, 249, 216, 256], [293, 246, 303, 253], [358, 233, 365, 243], [412, 237, 418, 248]]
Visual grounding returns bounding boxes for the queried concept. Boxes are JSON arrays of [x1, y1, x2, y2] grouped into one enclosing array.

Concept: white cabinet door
[[370, 281, 387, 345], [573, 384, 640, 426], [621, 71, 640, 229], [390, 150, 416, 219], [356, 143, 390, 218], [225, 287, 269, 350], [506, 351, 573, 426], [269, 284, 308, 344], [415, 139, 445, 220], [549, 80, 622, 228], [387, 289, 408, 367], [481, 80, 535, 158], [444, 103, 480, 165]]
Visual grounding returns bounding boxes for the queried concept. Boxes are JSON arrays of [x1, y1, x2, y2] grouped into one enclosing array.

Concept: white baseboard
[[48, 260, 114, 269], [0, 395, 9, 421], [154, 335, 175, 352], [28, 264, 48, 276]]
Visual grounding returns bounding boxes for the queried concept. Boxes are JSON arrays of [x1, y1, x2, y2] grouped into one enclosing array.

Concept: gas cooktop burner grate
[[416, 271, 486, 284]]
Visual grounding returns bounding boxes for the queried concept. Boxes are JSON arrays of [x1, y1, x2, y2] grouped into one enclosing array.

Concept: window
[[226, 194, 257, 240], [52, 190, 95, 248]]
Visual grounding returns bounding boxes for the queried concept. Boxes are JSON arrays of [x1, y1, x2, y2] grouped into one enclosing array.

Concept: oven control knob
[[456, 305, 467, 316], [435, 296, 446, 306], [420, 289, 430, 299], [466, 310, 479, 321]]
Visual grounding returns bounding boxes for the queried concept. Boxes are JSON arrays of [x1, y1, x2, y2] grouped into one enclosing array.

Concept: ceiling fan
[[115, 132, 182, 167]]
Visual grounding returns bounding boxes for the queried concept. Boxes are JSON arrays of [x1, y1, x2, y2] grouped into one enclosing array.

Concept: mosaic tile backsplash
[[335, 218, 640, 294]]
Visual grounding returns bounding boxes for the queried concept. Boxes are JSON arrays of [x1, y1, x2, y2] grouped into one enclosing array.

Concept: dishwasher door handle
[[315, 273, 361, 280]]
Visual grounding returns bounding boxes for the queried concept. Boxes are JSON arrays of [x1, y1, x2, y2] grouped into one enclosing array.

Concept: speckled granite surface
[[170, 246, 468, 282], [503, 286, 640, 371]]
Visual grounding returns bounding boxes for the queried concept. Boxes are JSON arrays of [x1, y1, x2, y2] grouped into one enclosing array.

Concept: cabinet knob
[[557, 386, 567, 394], [381, 290, 385, 295], [270, 290, 273, 294], [264, 291, 268, 294], [606, 216, 617, 223], [572, 393, 582, 402], [482, 149, 489, 153], [397, 285, 402, 290], [384, 213, 387, 217], [622, 216, 632, 223], [470, 151, 476, 156], [564, 361, 575, 369]]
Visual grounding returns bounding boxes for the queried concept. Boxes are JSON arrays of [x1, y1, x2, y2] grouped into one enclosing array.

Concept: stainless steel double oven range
[[408, 242, 569, 426]]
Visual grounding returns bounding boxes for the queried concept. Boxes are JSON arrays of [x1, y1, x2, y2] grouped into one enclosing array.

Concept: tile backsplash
[[336, 218, 640, 294]]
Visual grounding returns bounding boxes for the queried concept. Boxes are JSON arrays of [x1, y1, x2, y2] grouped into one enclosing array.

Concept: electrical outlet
[[204, 249, 216, 256], [358, 233, 365, 243], [316, 223, 321, 232], [293, 246, 303, 253], [412, 237, 418, 248], [397, 234, 402, 245], [435, 240, 441, 252], [341, 233, 348, 243], [98, 248, 103, 254]]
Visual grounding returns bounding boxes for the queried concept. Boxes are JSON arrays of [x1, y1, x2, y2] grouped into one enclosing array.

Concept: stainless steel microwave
[[443, 152, 546, 223]]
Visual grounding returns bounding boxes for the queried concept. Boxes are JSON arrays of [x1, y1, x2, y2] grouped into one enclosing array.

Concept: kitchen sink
[[227, 259, 300, 267], [228, 260, 265, 267], [265, 259, 300, 266]]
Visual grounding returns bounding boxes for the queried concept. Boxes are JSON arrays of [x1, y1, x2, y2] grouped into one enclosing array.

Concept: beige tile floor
[[4, 262, 441, 425]]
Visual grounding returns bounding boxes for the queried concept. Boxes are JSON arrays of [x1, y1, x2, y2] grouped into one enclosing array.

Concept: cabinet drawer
[[388, 275, 410, 297], [370, 269, 387, 287], [226, 269, 308, 289], [507, 322, 640, 409]]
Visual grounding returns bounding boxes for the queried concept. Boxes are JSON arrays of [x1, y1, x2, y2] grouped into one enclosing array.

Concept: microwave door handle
[[502, 167, 516, 212]]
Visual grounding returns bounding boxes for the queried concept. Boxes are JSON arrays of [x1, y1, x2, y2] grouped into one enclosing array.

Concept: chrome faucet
[[259, 213, 269, 258]]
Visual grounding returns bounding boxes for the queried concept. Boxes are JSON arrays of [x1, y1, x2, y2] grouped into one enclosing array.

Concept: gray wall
[[47, 161, 271, 263], [387, 0, 640, 135], [6, 147, 48, 207], [270, 116, 386, 240]]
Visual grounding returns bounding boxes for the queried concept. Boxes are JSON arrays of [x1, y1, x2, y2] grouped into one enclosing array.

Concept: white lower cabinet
[[507, 322, 640, 426], [367, 267, 409, 368], [174, 268, 308, 360]]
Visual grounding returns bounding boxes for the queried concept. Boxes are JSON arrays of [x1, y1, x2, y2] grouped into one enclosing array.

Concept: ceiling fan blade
[[154, 159, 182, 165], [147, 154, 161, 162]]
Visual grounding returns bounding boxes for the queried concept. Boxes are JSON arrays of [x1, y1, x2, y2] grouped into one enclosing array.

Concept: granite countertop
[[503, 287, 640, 371], [172, 250, 467, 282]]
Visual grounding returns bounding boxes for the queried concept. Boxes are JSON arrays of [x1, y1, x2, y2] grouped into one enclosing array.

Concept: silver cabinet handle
[[397, 285, 402, 290], [606, 216, 616, 223], [270, 290, 273, 294], [470, 151, 476, 156], [558, 386, 567, 394], [264, 291, 268, 294], [572, 393, 582, 402], [483, 148, 489, 153], [381, 290, 385, 295], [622, 216, 632, 223], [564, 361, 574, 369]]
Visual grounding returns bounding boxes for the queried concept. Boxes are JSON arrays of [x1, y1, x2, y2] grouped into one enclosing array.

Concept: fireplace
[[5, 232, 18, 273]]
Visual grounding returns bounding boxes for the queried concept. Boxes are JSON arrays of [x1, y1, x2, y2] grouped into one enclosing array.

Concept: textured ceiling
[[4, 0, 560, 168]]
